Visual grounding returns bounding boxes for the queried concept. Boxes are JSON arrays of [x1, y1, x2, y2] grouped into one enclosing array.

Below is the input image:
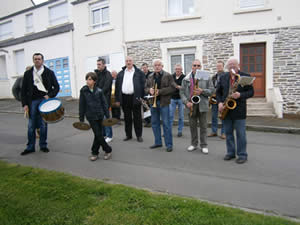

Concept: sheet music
[[239, 76, 256, 87], [195, 70, 210, 80]]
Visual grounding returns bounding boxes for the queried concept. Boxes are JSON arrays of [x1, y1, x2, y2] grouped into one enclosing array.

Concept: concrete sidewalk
[[1, 98, 300, 134]]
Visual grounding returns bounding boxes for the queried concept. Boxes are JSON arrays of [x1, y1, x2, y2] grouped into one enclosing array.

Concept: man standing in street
[[21, 53, 59, 155], [145, 59, 176, 152], [216, 57, 254, 164], [111, 70, 121, 120], [115, 56, 145, 142], [169, 64, 185, 137], [208, 61, 226, 139], [180, 59, 213, 154], [95, 58, 113, 143]]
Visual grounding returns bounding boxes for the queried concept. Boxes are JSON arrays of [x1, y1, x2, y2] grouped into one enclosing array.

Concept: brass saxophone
[[190, 78, 200, 116], [219, 70, 240, 120], [209, 94, 217, 106]]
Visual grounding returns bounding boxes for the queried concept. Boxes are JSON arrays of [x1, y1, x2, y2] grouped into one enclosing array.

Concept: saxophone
[[190, 78, 200, 116], [219, 70, 240, 120]]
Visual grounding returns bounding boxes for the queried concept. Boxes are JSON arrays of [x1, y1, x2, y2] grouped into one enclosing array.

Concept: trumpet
[[190, 78, 200, 116], [152, 83, 158, 108], [219, 69, 240, 120]]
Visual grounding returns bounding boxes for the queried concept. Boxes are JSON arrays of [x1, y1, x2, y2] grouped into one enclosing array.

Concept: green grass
[[0, 161, 298, 225]]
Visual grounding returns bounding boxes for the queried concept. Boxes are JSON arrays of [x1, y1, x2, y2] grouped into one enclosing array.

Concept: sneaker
[[202, 147, 208, 154], [177, 132, 182, 137], [187, 145, 197, 152], [104, 152, 112, 160], [90, 155, 98, 161], [105, 137, 113, 143], [220, 134, 226, 139]]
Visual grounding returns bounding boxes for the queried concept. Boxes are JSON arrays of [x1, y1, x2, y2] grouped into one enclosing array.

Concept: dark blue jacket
[[79, 86, 109, 122], [216, 71, 254, 120]]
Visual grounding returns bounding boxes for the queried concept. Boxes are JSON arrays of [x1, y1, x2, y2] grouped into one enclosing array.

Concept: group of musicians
[[20, 53, 254, 164]]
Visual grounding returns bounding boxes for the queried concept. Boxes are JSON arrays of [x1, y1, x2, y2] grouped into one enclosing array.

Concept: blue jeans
[[223, 119, 247, 159], [102, 115, 113, 138], [169, 98, 184, 133], [211, 104, 224, 134], [151, 100, 173, 148], [26, 99, 47, 151]]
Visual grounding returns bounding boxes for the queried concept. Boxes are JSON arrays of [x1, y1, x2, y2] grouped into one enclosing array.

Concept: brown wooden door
[[240, 43, 266, 97]]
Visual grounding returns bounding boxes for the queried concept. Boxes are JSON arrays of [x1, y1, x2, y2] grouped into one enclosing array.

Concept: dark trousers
[[89, 119, 112, 155], [112, 107, 121, 119], [121, 94, 142, 138]]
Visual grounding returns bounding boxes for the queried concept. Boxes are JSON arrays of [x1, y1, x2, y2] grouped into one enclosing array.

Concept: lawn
[[0, 160, 298, 225]]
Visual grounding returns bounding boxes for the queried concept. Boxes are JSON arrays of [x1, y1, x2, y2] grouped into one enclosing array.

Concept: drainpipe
[[71, 29, 78, 98], [121, 0, 127, 57]]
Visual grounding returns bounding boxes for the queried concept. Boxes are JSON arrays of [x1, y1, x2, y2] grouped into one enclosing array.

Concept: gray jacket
[[180, 72, 214, 112]]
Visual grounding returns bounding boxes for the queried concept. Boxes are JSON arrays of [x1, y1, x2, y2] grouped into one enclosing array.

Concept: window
[[90, 1, 110, 30], [25, 13, 33, 33], [239, 0, 265, 9], [14, 50, 25, 76], [168, 0, 194, 17], [169, 48, 195, 75], [0, 21, 13, 41], [0, 55, 8, 80], [49, 2, 68, 26]]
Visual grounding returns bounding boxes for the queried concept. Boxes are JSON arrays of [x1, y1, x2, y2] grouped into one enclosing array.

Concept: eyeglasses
[[193, 64, 201, 67]]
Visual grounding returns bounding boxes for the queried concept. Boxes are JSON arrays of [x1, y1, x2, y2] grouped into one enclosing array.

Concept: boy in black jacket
[[79, 72, 112, 161]]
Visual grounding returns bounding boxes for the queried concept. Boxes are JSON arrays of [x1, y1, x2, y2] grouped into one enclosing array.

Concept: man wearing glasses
[[180, 59, 214, 154]]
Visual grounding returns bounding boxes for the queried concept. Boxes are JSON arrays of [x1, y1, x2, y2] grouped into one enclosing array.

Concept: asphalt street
[[0, 112, 300, 219]]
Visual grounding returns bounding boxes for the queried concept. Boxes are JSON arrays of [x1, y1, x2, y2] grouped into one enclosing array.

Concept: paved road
[[1, 112, 300, 219]]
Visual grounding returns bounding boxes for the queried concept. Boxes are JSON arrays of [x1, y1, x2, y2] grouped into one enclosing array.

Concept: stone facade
[[126, 25, 300, 115]]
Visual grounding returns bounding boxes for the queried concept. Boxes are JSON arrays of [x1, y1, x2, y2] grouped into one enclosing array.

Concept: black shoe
[[224, 155, 236, 161], [123, 136, 132, 141], [177, 132, 182, 137], [150, 144, 162, 149], [144, 123, 151, 127], [166, 147, 173, 152], [40, 147, 49, 153], [236, 158, 247, 164], [137, 137, 143, 142], [20, 149, 35, 156]]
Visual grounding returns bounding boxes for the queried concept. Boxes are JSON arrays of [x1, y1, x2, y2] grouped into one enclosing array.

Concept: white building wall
[[72, 0, 125, 97], [0, 32, 74, 98], [124, 0, 300, 42]]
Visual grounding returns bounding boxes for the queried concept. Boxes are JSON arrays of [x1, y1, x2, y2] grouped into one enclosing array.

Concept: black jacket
[[115, 65, 145, 105], [171, 73, 185, 99], [216, 71, 254, 120], [79, 86, 109, 122], [21, 66, 59, 108], [95, 67, 112, 107]]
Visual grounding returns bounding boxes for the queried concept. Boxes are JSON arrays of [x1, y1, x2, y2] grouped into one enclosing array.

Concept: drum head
[[39, 98, 62, 113], [73, 122, 91, 130]]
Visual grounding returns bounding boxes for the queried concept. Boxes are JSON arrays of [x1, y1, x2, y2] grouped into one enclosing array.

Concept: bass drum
[[12, 77, 23, 102]]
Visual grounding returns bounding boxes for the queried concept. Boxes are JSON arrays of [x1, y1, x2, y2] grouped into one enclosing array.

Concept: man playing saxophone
[[180, 59, 213, 154], [216, 57, 254, 164]]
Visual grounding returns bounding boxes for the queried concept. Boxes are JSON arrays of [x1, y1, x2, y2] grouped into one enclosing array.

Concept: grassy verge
[[0, 160, 298, 225]]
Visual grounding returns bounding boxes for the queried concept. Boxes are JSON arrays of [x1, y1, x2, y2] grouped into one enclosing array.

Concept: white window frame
[[167, 0, 195, 17], [14, 49, 25, 76], [0, 55, 8, 80], [0, 20, 13, 41], [89, 0, 110, 31], [25, 13, 34, 34], [169, 48, 196, 75], [160, 40, 203, 73], [48, 1, 68, 26], [234, 0, 272, 14]]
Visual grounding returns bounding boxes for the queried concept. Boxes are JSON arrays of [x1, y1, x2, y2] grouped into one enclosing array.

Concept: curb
[[1, 110, 300, 135]]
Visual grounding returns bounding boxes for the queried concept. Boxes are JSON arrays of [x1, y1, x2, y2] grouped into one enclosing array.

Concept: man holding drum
[[20, 53, 59, 155]]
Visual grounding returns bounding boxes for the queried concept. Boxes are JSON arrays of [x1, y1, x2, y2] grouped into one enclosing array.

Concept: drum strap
[[33, 66, 47, 93]]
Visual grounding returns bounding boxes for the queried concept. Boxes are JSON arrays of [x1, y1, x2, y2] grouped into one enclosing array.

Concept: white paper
[[144, 110, 151, 118]]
